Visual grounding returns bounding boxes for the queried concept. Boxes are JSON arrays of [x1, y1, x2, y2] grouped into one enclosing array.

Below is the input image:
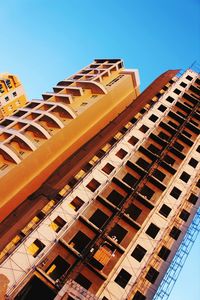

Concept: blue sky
[[1, 0, 200, 299]]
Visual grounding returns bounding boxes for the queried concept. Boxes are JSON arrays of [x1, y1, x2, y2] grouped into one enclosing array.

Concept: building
[[0, 59, 199, 300], [0, 60, 139, 223], [0, 73, 27, 119]]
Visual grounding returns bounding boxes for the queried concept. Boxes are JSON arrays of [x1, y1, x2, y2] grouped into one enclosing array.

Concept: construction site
[[0, 59, 199, 300]]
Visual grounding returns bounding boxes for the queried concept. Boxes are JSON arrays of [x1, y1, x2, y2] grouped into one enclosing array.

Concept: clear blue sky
[[1, 0, 200, 299]]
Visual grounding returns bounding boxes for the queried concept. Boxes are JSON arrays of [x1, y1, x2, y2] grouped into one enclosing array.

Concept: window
[[145, 267, 159, 284], [148, 144, 161, 155], [0, 84, 4, 93], [169, 226, 181, 240], [188, 158, 198, 168], [102, 163, 114, 174], [159, 204, 171, 218], [163, 154, 175, 166], [13, 91, 17, 97], [69, 196, 84, 211], [5, 96, 9, 101], [180, 171, 190, 183], [123, 173, 138, 187], [81, 102, 88, 106], [180, 82, 187, 88], [50, 216, 66, 232], [140, 185, 154, 200], [69, 231, 91, 253], [196, 179, 200, 188], [158, 104, 167, 112], [126, 204, 142, 220], [191, 119, 199, 127], [15, 276, 56, 299], [130, 117, 137, 124], [107, 190, 124, 206], [162, 86, 168, 91], [173, 141, 184, 152], [158, 246, 171, 261], [158, 131, 170, 141], [128, 136, 139, 146], [174, 88, 181, 95], [6, 79, 12, 88], [116, 148, 128, 159], [140, 108, 146, 114], [166, 96, 174, 103], [186, 75, 193, 81], [153, 169, 166, 182], [168, 120, 178, 129], [89, 209, 108, 228], [96, 149, 104, 158], [139, 125, 149, 133], [179, 209, 190, 222], [170, 187, 182, 199], [114, 268, 132, 288], [131, 244, 147, 262], [177, 110, 186, 118], [188, 193, 198, 205], [146, 223, 160, 239], [86, 178, 100, 192], [109, 224, 127, 243], [27, 239, 45, 257], [132, 291, 146, 300], [182, 130, 192, 138], [196, 145, 200, 153], [45, 256, 70, 280], [149, 114, 158, 122], [75, 274, 92, 290], [109, 137, 116, 146], [136, 158, 150, 170]]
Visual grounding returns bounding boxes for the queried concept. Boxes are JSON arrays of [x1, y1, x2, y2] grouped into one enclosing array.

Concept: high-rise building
[[0, 59, 199, 300], [0, 73, 27, 120]]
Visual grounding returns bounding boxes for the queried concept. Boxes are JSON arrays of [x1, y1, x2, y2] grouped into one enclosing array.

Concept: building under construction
[[0, 59, 199, 300]]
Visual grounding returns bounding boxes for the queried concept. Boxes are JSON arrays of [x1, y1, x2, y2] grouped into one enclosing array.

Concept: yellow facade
[[0, 73, 27, 119], [0, 59, 140, 222]]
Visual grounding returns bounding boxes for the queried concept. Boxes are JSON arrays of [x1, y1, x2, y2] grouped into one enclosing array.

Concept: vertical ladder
[[153, 207, 200, 300]]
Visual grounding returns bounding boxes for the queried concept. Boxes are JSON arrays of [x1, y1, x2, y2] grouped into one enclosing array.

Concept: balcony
[[138, 180, 164, 204], [182, 93, 198, 107], [128, 151, 153, 172], [107, 218, 138, 249], [14, 275, 56, 300], [37, 243, 76, 284], [61, 220, 97, 255], [189, 84, 200, 97], [115, 164, 142, 189], [125, 197, 152, 225], [100, 181, 128, 208], [152, 165, 174, 186], [81, 199, 113, 230], [88, 242, 122, 276]]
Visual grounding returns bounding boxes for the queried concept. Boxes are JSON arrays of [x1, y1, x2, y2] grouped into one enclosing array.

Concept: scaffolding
[[153, 207, 200, 300]]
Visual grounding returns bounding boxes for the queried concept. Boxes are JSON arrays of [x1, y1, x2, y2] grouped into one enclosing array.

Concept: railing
[[54, 279, 98, 300]]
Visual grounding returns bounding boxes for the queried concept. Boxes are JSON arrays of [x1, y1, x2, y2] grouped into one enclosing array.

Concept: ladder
[[153, 207, 200, 300]]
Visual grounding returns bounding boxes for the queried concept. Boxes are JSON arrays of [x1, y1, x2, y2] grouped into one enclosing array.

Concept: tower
[[0, 73, 27, 119], [0, 60, 199, 300]]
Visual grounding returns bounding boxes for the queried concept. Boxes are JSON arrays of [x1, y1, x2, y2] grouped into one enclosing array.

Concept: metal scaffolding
[[153, 207, 200, 300]]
